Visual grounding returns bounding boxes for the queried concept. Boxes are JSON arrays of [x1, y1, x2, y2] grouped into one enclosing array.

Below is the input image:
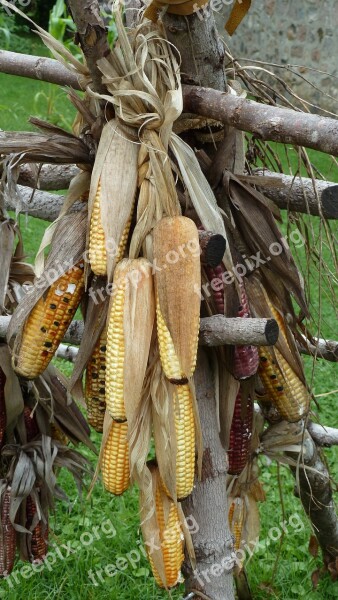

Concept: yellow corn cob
[[15, 262, 85, 379], [258, 348, 309, 422], [106, 279, 127, 422], [88, 181, 133, 276], [156, 296, 187, 384], [88, 181, 106, 276], [51, 424, 68, 446], [85, 329, 107, 432], [154, 216, 200, 384], [101, 421, 130, 495], [148, 478, 184, 588], [174, 385, 195, 500], [228, 497, 244, 552]]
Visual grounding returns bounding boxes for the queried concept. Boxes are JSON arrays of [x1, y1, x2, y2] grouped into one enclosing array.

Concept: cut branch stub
[[199, 316, 279, 346]]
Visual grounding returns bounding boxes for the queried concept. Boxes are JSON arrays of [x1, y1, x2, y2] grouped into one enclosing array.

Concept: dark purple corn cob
[[233, 284, 259, 380], [228, 391, 253, 475], [0, 487, 16, 577]]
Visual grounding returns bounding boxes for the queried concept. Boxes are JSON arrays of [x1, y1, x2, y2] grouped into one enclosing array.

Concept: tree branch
[[288, 432, 338, 566], [242, 170, 338, 220], [0, 50, 83, 90], [308, 422, 338, 447], [182, 85, 338, 156], [0, 131, 91, 164], [2, 53, 338, 155], [55, 343, 79, 362], [299, 336, 338, 362], [5, 187, 82, 221], [15, 164, 80, 191]]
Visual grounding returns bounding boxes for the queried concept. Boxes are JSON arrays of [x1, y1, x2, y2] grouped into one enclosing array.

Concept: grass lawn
[[1, 40, 337, 600]]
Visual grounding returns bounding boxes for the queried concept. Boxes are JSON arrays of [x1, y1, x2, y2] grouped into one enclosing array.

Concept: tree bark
[[183, 349, 235, 600], [55, 343, 79, 362], [183, 85, 338, 156], [0, 131, 91, 164], [65, 0, 110, 94], [308, 422, 338, 447], [243, 170, 338, 220], [15, 164, 80, 191], [288, 432, 338, 567], [5, 187, 82, 222], [299, 336, 338, 363]]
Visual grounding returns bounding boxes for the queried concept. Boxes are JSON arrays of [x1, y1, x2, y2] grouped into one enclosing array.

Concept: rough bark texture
[[5, 187, 83, 222], [183, 85, 338, 156], [66, 0, 110, 94], [16, 164, 80, 191], [288, 433, 338, 566], [183, 350, 235, 600], [0, 50, 82, 90], [0, 131, 91, 164], [245, 170, 338, 219], [199, 316, 279, 346]]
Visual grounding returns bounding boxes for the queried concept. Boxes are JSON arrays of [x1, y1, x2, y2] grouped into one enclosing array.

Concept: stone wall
[[214, 0, 337, 113]]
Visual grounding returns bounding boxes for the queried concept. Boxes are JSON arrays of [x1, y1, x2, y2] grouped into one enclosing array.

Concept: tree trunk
[[162, 9, 236, 599], [184, 349, 235, 599]]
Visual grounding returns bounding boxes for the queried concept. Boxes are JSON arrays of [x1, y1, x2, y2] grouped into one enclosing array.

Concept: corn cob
[[156, 296, 186, 384], [0, 487, 16, 577], [26, 495, 48, 562], [51, 424, 69, 445], [228, 497, 244, 552], [228, 391, 253, 475], [85, 329, 107, 432], [106, 278, 127, 422], [15, 262, 85, 379], [154, 217, 200, 384], [148, 477, 184, 588], [205, 264, 225, 314], [0, 367, 6, 449], [173, 385, 195, 500], [88, 180, 133, 276], [233, 285, 259, 380], [258, 348, 309, 422], [101, 421, 130, 495], [23, 407, 39, 442]]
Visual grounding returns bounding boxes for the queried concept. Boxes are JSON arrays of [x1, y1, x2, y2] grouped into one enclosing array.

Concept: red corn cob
[[228, 391, 253, 475], [233, 284, 259, 380], [0, 367, 7, 449], [23, 407, 39, 442], [205, 264, 225, 314], [0, 487, 16, 577], [26, 495, 48, 563]]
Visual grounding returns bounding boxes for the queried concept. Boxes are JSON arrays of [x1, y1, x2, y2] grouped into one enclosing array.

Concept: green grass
[[1, 39, 337, 600]]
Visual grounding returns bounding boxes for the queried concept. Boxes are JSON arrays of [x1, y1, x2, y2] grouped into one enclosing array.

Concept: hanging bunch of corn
[[228, 390, 253, 475], [85, 329, 107, 432], [0, 485, 16, 577]]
